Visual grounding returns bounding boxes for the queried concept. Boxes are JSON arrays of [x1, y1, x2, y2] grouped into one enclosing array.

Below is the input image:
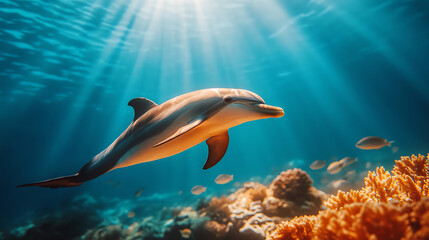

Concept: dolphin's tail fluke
[[17, 174, 82, 189]]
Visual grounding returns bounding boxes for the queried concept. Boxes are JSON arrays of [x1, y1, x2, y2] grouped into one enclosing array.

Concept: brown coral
[[267, 154, 429, 240], [269, 169, 313, 203], [262, 197, 297, 217], [205, 196, 233, 223]]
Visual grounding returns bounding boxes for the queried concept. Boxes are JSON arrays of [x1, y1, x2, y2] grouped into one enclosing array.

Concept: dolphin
[[18, 88, 284, 188]]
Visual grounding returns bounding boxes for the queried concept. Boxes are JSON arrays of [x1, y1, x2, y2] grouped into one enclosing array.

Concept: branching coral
[[364, 166, 405, 204], [392, 154, 429, 202], [267, 154, 429, 240], [315, 202, 410, 240], [363, 154, 429, 206], [324, 190, 370, 211], [267, 216, 316, 240], [314, 198, 429, 240], [393, 154, 429, 181]]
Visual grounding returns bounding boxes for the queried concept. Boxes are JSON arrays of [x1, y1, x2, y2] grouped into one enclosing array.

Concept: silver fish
[[327, 161, 345, 174], [340, 157, 357, 166], [191, 185, 206, 195], [215, 174, 234, 184], [310, 160, 326, 170], [356, 136, 393, 150]]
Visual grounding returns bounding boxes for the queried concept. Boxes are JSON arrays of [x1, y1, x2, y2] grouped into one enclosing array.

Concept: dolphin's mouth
[[227, 96, 284, 117], [249, 103, 284, 117]]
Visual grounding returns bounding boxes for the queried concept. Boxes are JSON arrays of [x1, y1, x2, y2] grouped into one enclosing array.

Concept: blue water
[[1, 0, 429, 234]]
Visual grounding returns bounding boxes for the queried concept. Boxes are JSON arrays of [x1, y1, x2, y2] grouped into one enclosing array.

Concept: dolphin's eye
[[224, 96, 232, 103]]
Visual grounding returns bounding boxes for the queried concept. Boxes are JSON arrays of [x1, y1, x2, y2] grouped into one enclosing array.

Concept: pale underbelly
[[113, 127, 218, 169]]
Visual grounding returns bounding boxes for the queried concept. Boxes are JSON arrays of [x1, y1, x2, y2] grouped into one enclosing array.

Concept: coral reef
[[193, 169, 325, 240], [4, 169, 324, 240], [268, 154, 429, 240]]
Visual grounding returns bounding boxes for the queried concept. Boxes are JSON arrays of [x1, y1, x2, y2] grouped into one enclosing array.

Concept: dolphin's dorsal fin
[[153, 117, 204, 147], [203, 130, 229, 170], [128, 97, 157, 122]]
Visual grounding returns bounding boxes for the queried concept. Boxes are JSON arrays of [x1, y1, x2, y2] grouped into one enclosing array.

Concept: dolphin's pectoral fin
[[153, 118, 204, 147], [203, 131, 229, 170], [128, 97, 158, 122]]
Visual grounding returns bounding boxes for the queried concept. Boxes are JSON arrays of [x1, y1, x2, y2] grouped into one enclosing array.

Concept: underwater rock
[[84, 225, 125, 240], [192, 220, 232, 240], [239, 213, 277, 240], [6, 206, 102, 240], [268, 154, 429, 240]]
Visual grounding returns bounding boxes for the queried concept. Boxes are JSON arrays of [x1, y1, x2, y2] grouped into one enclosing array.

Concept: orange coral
[[324, 190, 369, 211], [393, 154, 428, 181], [267, 154, 429, 240], [266, 216, 316, 240], [392, 154, 429, 203], [315, 202, 409, 240], [364, 166, 407, 204]]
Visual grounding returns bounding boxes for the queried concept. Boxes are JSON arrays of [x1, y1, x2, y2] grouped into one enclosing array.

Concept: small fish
[[178, 190, 183, 195], [191, 185, 206, 195], [366, 162, 372, 169], [310, 160, 326, 170], [180, 228, 192, 238], [331, 179, 351, 192], [356, 136, 393, 150], [127, 222, 138, 234], [134, 187, 144, 197], [215, 174, 234, 184], [343, 170, 356, 181], [164, 219, 174, 226], [392, 146, 399, 153], [327, 161, 345, 174], [340, 157, 357, 167], [128, 211, 135, 218], [320, 175, 330, 184]]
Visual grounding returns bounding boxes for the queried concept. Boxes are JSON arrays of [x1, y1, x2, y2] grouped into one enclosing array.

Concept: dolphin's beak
[[251, 103, 284, 117], [229, 96, 284, 118]]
